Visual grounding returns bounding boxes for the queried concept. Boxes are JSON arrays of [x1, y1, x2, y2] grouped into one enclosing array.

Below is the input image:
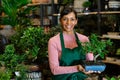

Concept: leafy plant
[[82, 34, 113, 61], [10, 27, 52, 64], [1, 0, 34, 27], [105, 75, 120, 80], [82, 1, 91, 8], [0, 44, 27, 79], [0, 70, 11, 80], [62, 0, 73, 5]]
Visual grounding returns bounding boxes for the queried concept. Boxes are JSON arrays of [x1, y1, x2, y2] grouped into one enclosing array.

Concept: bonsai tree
[[81, 34, 113, 72], [82, 34, 113, 62]]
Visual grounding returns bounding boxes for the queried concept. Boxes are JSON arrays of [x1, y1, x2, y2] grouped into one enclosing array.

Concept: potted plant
[[9, 26, 53, 73], [81, 34, 113, 72], [82, 1, 91, 13], [1, 0, 35, 28], [0, 44, 27, 79], [82, 1, 91, 8]]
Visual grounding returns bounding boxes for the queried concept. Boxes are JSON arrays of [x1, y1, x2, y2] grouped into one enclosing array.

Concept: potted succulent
[[81, 34, 113, 72]]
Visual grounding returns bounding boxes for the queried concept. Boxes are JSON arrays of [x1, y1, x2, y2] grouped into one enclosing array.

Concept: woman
[[48, 6, 92, 80]]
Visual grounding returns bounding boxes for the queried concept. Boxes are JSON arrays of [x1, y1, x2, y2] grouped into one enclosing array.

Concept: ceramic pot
[[86, 53, 94, 61]]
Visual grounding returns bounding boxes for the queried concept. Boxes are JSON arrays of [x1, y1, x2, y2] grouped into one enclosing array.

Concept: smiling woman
[[48, 6, 93, 80]]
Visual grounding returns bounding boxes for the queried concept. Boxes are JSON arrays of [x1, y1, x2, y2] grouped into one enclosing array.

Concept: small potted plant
[[82, 1, 91, 13], [82, 1, 91, 8], [82, 34, 113, 72]]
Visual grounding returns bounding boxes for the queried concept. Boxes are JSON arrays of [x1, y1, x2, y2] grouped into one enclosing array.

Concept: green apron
[[52, 32, 88, 80]]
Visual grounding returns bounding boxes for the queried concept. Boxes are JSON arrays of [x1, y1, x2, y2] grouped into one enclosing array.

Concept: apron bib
[[52, 32, 87, 80]]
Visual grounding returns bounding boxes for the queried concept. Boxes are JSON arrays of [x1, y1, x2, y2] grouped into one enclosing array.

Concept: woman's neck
[[63, 30, 74, 35]]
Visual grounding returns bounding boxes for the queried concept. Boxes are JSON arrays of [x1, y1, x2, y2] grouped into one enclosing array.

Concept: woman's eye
[[63, 18, 67, 21], [62, 18, 75, 21], [71, 18, 75, 21]]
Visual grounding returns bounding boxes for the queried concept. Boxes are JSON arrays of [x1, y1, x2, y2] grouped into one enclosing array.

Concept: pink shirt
[[48, 32, 89, 75]]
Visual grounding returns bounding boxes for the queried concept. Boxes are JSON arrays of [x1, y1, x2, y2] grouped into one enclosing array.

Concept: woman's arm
[[48, 36, 79, 75]]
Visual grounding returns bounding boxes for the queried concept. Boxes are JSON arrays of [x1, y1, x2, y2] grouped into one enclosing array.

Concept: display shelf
[[26, 2, 54, 27], [77, 11, 120, 16], [27, 3, 51, 6], [53, 11, 120, 17], [103, 57, 120, 66], [25, 0, 60, 27], [101, 34, 120, 40]]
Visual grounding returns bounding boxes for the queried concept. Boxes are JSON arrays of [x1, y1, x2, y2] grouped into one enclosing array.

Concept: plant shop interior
[[0, 0, 120, 80]]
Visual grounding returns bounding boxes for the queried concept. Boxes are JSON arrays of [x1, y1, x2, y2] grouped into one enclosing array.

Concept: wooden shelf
[[103, 57, 120, 66], [100, 11, 120, 14], [53, 11, 120, 16], [101, 34, 120, 40], [77, 11, 120, 16], [27, 3, 51, 6]]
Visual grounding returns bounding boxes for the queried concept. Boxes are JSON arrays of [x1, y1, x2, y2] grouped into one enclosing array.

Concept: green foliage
[[0, 26, 61, 79], [0, 44, 27, 79], [105, 75, 120, 80], [1, 0, 33, 27], [62, 0, 73, 5], [10, 27, 52, 63], [0, 44, 24, 68], [82, 34, 113, 59], [0, 70, 11, 80], [49, 25, 62, 35], [82, 1, 91, 7]]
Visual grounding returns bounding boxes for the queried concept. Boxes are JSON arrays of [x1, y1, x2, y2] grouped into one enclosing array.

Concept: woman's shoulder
[[76, 32, 88, 37], [76, 32, 89, 42], [49, 33, 60, 43]]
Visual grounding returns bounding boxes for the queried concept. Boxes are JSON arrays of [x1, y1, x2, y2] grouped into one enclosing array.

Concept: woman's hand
[[77, 65, 85, 72], [77, 65, 94, 74]]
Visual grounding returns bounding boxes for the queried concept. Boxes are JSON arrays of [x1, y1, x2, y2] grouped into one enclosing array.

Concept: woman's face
[[60, 12, 77, 34]]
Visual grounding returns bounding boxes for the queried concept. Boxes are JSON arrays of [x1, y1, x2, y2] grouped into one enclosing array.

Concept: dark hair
[[60, 7, 77, 20]]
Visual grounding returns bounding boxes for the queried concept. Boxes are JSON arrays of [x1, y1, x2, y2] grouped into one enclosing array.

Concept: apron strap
[[60, 32, 65, 50], [74, 32, 82, 47]]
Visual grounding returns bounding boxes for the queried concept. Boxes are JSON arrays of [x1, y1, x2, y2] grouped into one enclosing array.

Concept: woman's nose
[[66, 19, 71, 25]]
